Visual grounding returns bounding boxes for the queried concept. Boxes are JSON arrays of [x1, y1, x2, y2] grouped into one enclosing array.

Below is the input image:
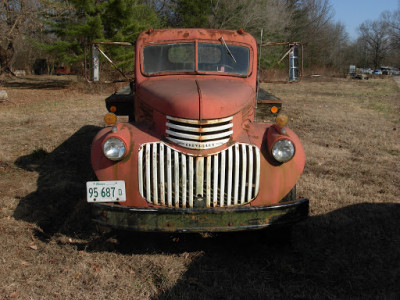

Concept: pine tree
[[38, 0, 161, 73]]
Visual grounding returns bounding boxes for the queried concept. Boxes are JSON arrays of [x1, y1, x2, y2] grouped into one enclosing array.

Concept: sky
[[331, 0, 400, 40]]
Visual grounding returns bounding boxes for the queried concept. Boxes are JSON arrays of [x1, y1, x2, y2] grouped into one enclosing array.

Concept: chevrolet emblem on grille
[[166, 115, 233, 149]]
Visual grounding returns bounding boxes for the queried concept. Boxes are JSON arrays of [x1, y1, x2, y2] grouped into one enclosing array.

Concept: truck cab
[[87, 28, 308, 232]]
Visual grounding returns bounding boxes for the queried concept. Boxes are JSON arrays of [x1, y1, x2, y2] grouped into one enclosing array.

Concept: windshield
[[143, 43, 195, 74], [143, 42, 250, 75]]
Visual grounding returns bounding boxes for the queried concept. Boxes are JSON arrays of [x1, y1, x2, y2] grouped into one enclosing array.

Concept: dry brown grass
[[0, 75, 399, 299]]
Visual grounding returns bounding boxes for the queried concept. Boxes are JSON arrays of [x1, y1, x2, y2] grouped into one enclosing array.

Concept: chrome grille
[[138, 142, 260, 208], [166, 116, 233, 149]]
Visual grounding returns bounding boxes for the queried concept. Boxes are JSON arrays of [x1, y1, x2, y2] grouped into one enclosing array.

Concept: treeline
[[1, 0, 400, 77]]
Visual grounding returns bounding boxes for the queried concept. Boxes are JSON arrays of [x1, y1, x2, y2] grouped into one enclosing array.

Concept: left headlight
[[272, 139, 295, 163], [103, 137, 126, 161]]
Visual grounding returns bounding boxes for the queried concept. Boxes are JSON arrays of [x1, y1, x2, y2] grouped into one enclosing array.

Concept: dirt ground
[[0, 75, 399, 299]]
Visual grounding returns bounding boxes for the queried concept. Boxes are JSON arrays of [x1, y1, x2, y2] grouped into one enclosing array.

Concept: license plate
[[86, 181, 126, 203]]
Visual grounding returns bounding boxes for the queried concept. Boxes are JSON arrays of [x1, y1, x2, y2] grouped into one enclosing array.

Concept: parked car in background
[[55, 66, 71, 75], [391, 68, 400, 76], [362, 68, 373, 74]]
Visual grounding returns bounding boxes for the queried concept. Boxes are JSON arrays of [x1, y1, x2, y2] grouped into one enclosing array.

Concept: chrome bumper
[[91, 198, 309, 232]]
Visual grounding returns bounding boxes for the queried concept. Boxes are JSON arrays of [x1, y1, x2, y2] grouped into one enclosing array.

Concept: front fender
[[248, 123, 305, 206], [90, 122, 159, 207]]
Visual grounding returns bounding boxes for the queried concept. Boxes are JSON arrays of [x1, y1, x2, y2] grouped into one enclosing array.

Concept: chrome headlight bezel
[[272, 139, 295, 163], [103, 137, 126, 161]]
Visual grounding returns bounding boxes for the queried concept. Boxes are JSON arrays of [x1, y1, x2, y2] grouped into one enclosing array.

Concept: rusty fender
[[247, 122, 305, 206]]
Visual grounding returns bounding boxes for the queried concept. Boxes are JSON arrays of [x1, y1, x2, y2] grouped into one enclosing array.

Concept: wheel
[[95, 223, 112, 235]]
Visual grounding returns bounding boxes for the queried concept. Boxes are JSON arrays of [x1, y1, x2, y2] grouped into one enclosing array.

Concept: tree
[[168, 0, 211, 27], [382, 10, 400, 50], [38, 1, 105, 66], [161, 0, 291, 40], [0, 0, 41, 75], [381, 10, 400, 66], [285, 0, 348, 69], [208, 0, 291, 40], [358, 19, 389, 69], [163, 0, 293, 72], [39, 0, 161, 74]]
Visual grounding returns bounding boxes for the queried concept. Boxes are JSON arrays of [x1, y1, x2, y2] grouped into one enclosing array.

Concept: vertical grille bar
[[206, 156, 211, 207], [145, 144, 151, 202], [219, 151, 226, 207], [181, 153, 187, 208], [233, 144, 240, 205], [226, 147, 233, 206], [213, 154, 218, 207], [247, 146, 254, 201], [152, 144, 158, 204], [174, 151, 179, 208], [196, 157, 204, 197], [138, 147, 143, 197], [159, 143, 165, 205], [188, 156, 194, 207], [255, 148, 260, 198], [167, 147, 172, 207], [240, 144, 247, 204]]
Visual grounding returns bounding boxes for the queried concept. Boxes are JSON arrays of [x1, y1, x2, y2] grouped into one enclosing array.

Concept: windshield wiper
[[219, 36, 237, 63]]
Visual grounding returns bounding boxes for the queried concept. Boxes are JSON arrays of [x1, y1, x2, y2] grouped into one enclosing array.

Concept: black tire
[[95, 223, 112, 236]]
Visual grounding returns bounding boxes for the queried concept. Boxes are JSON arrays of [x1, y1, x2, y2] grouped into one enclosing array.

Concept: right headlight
[[272, 139, 295, 163], [103, 137, 126, 161]]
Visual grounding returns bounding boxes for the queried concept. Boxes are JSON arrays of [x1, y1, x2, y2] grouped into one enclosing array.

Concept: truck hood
[[136, 77, 254, 119]]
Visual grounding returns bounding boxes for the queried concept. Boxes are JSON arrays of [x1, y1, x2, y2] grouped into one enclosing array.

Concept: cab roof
[[136, 28, 257, 48]]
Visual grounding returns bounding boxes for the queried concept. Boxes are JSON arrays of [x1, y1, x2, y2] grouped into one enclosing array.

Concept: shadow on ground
[[75, 202, 399, 299], [13, 126, 400, 299], [14, 125, 100, 237], [152, 203, 400, 299]]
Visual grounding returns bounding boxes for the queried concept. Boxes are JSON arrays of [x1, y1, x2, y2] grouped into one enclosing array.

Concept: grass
[[0, 75, 399, 299]]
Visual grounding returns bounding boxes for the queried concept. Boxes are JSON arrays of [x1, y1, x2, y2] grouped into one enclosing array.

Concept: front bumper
[[91, 198, 309, 232]]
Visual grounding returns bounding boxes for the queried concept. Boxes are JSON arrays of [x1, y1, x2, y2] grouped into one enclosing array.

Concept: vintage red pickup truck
[[86, 28, 308, 232]]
